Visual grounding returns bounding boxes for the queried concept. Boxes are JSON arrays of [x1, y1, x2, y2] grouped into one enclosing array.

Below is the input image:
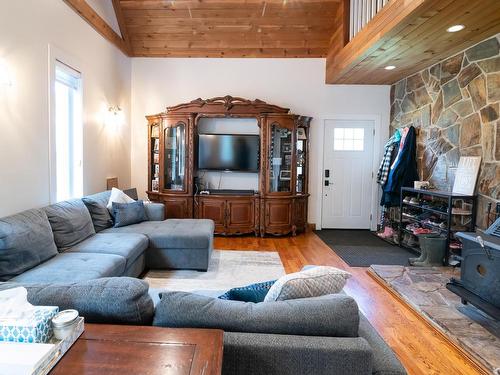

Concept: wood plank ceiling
[[118, 0, 341, 57], [64, 0, 500, 85]]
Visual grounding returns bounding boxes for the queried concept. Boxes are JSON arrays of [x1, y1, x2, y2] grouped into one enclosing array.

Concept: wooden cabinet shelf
[[146, 96, 312, 236]]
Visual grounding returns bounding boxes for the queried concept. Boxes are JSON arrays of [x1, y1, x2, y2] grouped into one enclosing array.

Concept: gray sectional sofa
[[0, 191, 406, 375], [0, 190, 214, 284]]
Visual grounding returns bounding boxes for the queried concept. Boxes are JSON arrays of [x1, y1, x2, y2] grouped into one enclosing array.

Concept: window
[[54, 61, 82, 202], [333, 127, 364, 151]]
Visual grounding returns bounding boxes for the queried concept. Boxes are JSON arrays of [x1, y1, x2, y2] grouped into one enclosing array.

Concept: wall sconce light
[[106, 105, 124, 127], [0, 59, 12, 86]]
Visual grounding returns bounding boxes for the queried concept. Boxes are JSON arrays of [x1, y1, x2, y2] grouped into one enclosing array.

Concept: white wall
[[0, 0, 131, 216], [131, 58, 390, 226]]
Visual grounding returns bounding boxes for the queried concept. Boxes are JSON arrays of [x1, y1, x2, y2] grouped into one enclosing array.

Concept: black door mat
[[314, 229, 415, 267]]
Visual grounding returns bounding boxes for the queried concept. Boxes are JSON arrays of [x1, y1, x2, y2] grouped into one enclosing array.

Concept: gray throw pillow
[[0, 209, 58, 281], [153, 291, 359, 337], [44, 199, 96, 251], [82, 191, 113, 232], [0, 277, 154, 325], [112, 201, 147, 228]]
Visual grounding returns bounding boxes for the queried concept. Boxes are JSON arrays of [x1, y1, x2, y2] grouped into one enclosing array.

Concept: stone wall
[[390, 34, 500, 229]]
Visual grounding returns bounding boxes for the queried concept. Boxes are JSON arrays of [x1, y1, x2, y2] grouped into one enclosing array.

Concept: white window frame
[[48, 45, 84, 203]]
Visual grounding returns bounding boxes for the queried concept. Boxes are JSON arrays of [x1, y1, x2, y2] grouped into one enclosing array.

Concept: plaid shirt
[[377, 136, 397, 186]]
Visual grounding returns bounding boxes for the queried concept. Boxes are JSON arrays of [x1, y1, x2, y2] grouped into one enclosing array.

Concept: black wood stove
[[446, 218, 500, 320]]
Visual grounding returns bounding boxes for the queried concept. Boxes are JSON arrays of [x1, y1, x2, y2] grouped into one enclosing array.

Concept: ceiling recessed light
[[447, 24, 465, 33], [384, 65, 396, 71]]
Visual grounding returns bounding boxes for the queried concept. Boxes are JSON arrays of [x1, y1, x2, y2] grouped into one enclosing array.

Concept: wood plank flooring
[[214, 232, 480, 375]]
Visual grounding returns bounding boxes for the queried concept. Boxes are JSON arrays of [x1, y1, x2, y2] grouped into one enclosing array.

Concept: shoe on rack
[[403, 196, 411, 204], [439, 222, 447, 230], [409, 197, 420, 205], [452, 207, 472, 215], [377, 226, 394, 239]]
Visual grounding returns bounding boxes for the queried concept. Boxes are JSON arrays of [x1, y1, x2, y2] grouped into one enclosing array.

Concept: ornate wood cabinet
[[146, 96, 311, 236]]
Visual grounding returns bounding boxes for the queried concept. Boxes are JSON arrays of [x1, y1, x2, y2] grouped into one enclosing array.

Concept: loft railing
[[349, 0, 389, 40]]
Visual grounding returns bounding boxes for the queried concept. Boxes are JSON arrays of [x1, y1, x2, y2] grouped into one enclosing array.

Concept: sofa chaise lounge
[[0, 189, 214, 284]]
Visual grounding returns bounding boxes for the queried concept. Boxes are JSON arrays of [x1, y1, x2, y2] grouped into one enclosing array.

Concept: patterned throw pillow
[[264, 266, 351, 302], [219, 280, 276, 303]]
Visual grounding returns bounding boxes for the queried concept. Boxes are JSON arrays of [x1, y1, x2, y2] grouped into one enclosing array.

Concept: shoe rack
[[398, 187, 477, 266]]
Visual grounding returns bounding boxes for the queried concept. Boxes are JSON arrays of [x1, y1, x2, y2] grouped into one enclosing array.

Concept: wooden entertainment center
[[146, 96, 311, 237]]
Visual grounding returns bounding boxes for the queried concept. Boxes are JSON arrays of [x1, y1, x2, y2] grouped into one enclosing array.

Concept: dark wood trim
[[167, 96, 290, 115], [63, 0, 130, 56]]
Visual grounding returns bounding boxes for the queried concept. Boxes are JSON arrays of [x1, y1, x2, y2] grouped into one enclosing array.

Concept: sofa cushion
[[67, 233, 148, 269], [112, 201, 147, 228], [11, 252, 126, 283], [0, 209, 58, 281], [103, 219, 214, 249], [106, 188, 135, 214], [0, 277, 154, 325], [82, 191, 113, 232], [153, 291, 359, 337], [264, 266, 351, 302], [44, 199, 95, 251]]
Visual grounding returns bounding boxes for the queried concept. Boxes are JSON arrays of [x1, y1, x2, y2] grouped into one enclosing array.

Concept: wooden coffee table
[[49, 324, 224, 375]]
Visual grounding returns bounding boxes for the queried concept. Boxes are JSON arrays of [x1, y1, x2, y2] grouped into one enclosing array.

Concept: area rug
[[145, 250, 285, 296], [369, 265, 500, 374], [314, 229, 415, 267]]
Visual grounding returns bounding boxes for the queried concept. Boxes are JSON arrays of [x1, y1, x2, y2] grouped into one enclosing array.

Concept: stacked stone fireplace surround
[[390, 34, 500, 229]]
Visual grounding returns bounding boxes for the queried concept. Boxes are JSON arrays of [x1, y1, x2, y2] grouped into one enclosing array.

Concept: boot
[[409, 243, 427, 265], [409, 233, 439, 264], [412, 236, 446, 266]]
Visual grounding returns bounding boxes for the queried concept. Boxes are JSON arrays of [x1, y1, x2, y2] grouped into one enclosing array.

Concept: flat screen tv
[[198, 134, 259, 172]]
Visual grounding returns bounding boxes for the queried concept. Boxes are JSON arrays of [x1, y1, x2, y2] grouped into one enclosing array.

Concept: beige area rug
[[145, 250, 285, 297]]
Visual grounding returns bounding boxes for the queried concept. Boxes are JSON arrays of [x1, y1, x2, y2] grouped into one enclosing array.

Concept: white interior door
[[321, 119, 375, 229]]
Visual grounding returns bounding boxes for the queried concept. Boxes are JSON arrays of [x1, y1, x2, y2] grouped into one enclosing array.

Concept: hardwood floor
[[214, 232, 480, 375]]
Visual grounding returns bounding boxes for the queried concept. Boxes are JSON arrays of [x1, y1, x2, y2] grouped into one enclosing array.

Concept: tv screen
[[198, 134, 259, 172]]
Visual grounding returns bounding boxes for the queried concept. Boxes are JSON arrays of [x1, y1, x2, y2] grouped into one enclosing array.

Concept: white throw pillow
[[106, 187, 135, 213], [264, 266, 351, 302]]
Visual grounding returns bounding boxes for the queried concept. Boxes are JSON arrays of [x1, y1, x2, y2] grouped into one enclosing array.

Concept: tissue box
[[0, 306, 59, 343]]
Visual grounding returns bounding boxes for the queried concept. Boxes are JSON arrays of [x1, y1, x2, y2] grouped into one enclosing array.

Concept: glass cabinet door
[[150, 122, 160, 192], [296, 127, 307, 194], [268, 123, 292, 193], [163, 122, 186, 191]]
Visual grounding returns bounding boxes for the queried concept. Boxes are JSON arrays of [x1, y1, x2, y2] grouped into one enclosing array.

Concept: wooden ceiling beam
[[326, 0, 500, 84], [112, 0, 132, 53], [63, 0, 130, 56]]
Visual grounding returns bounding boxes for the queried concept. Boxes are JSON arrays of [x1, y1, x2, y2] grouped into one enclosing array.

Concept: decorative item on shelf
[[153, 138, 159, 151], [153, 153, 159, 164], [152, 178, 159, 192], [279, 170, 291, 181], [414, 181, 430, 190], [151, 125, 160, 138], [297, 128, 307, 140], [106, 105, 124, 127]]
